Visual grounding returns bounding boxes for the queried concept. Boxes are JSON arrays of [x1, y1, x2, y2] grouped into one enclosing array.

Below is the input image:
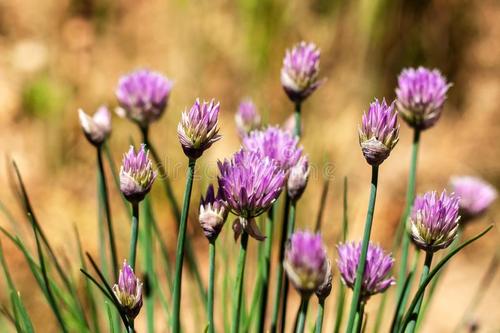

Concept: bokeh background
[[0, 0, 499, 332]]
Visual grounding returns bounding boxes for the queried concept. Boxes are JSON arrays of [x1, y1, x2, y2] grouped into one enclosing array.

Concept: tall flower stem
[[294, 102, 302, 137], [397, 129, 421, 298], [270, 195, 291, 333], [279, 200, 296, 331], [295, 296, 310, 333], [231, 231, 249, 333], [142, 128, 206, 303], [354, 302, 365, 333], [345, 165, 379, 333], [208, 240, 216, 333], [143, 198, 155, 333], [128, 202, 140, 269], [314, 299, 325, 333], [172, 158, 196, 332], [97, 146, 119, 280], [406, 252, 433, 333], [257, 207, 275, 331]]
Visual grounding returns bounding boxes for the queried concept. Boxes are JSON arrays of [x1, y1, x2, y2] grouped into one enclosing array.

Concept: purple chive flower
[[337, 242, 395, 301], [177, 99, 221, 160], [281, 41, 325, 103], [113, 260, 143, 319], [242, 126, 302, 171], [315, 259, 333, 301], [199, 184, 229, 242], [284, 231, 328, 295], [409, 190, 461, 252], [217, 149, 286, 240], [396, 67, 452, 130], [287, 155, 310, 202], [450, 176, 497, 221], [78, 106, 111, 146], [235, 99, 261, 137], [116, 69, 173, 128], [120, 144, 157, 203], [358, 99, 400, 166]]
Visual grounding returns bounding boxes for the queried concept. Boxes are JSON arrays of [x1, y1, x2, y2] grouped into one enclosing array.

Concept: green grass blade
[[399, 225, 494, 332]]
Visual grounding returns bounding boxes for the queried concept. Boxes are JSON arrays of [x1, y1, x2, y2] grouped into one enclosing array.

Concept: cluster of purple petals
[[409, 190, 461, 252], [199, 184, 228, 241], [450, 176, 497, 219], [284, 231, 328, 293], [336, 242, 395, 300], [113, 261, 143, 319], [217, 149, 285, 220], [235, 99, 261, 137], [281, 41, 324, 102], [120, 144, 157, 203], [177, 99, 221, 159], [358, 99, 399, 166], [242, 126, 302, 171], [396, 67, 451, 130], [116, 69, 173, 127]]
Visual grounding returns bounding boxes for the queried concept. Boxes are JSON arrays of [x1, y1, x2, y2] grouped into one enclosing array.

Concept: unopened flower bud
[[78, 106, 111, 146], [287, 155, 310, 201], [113, 261, 143, 319], [199, 184, 229, 242], [119, 144, 157, 203]]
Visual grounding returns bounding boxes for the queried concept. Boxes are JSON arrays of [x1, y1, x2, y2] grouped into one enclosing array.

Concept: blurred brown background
[[0, 0, 499, 332]]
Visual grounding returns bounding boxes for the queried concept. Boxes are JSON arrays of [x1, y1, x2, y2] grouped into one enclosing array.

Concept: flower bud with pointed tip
[[315, 259, 333, 301], [199, 184, 229, 242], [217, 149, 285, 241], [115, 69, 173, 128], [281, 41, 325, 103], [396, 67, 451, 130], [120, 144, 157, 203], [450, 176, 497, 222], [235, 99, 261, 137], [409, 190, 461, 253], [358, 99, 399, 166], [113, 260, 143, 319], [78, 106, 111, 146], [287, 155, 310, 201], [336, 242, 395, 301], [284, 231, 328, 296], [177, 99, 221, 160]]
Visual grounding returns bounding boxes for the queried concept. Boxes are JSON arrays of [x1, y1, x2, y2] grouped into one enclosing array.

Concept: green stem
[[172, 158, 196, 332], [280, 200, 296, 332], [354, 302, 365, 333], [208, 241, 216, 333], [143, 198, 155, 333], [257, 208, 274, 331], [231, 231, 249, 333], [294, 102, 302, 137], [314, 299, 325, 333], [97, 145, 119, 281], [345, 165, 379, 333], [143, 129, 207, 304], [270, 195, 291, 333], [397, 129, 421, 299], [406, 252, 433, 333], [295, 296, 310, 333], [97, 156, 109, 280], [128, 202, 140, 270]]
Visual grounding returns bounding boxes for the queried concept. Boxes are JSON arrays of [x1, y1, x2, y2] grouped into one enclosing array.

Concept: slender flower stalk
[[218, 149, 285, 333], [199, 184, 228, 333], [171, 159, 196, 332], [405, 190, 461, 332], [128, 203, 140, 269], [173, 99, 221, 331], [314, 261, 332, 333], [78, 106, 117, 279], [346, 99, 399, 332], [295, 296, 310, 333]]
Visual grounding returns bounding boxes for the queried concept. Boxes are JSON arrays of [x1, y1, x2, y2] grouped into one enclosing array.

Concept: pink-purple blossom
[[78, 106, 111, 146], [336, 242, 395, 300], [119, 144, 157, 203], [113, 260, 143, 319], [199, 184, 229, 242], [450, 176, 497, 221]]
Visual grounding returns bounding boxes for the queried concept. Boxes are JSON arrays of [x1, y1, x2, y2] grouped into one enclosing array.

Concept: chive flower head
[[78, 106, 111, 146], [450, 176, 497, 221], [199, 184, 229, 242], [119, 144, 157, 203], [113, 261, 143, 319], [235, 99, 261, 137], [287, 155, 310, 202]]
